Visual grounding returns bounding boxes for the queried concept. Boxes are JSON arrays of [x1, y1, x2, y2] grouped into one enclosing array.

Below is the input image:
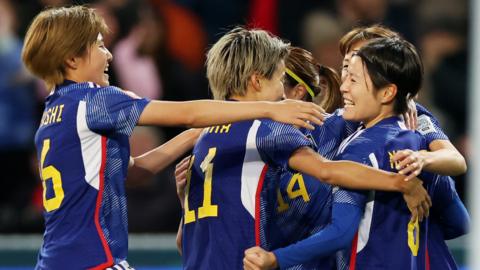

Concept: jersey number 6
[[40, 139, 64, 212]]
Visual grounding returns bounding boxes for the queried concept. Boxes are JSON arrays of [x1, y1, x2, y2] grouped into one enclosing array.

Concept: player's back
[[34, 81, 149, 269], [262, 110, 358, 269], [335, 116, 430, 270], [182, 119, 311, 269]]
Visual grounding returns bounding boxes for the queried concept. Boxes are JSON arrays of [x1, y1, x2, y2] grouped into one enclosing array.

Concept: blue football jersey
[[34, 81, 149, 270], [427, 175, 468, 270], [181, 119, 311, 270], [264, 110, 358, 269], [334, 116, 431, 270]]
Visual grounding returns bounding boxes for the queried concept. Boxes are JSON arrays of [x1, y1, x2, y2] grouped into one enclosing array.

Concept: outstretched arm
[[127, 129, 200, 185], [244, 202, 362, 270], [138, 99, 324, 129], [392, 140, 467, 178], [288, 147, 431, 220]]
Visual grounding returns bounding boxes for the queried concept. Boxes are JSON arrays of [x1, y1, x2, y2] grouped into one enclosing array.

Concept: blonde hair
[[206, 27, 289, 100], [22, 6, 109, 89]]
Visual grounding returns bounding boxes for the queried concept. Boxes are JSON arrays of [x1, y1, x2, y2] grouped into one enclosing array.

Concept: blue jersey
[[416, 103, 469, 269], [335, 116, 430, 270], [264, 110, 358, 269], [34, 81, 149, 270], [182, 119, 311, 270], [427, 175, 469, 270]]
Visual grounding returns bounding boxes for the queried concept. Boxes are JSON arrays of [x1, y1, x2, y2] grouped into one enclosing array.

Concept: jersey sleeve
[[431, 175, 470, 239], [273, 200, 363, 269], [415, 102, 449, 144], [256, 120, 312, 170], [85, 86, 150, 136]]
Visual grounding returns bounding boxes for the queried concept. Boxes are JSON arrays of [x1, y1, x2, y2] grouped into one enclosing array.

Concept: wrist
[[264, 102, 274, 119], [395, 174, 408, 193], [267, 251, 279, 269], [419, 150, 432, 169]]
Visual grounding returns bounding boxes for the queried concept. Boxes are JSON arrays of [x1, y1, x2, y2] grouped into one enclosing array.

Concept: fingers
[[410, 208, 418, 223], [243, 257, 259, 270], [397, 155, 418, 171], [399, 163, 421, 178], [175, 156, 191, 178], [404, 112, 412, 130], [402, 168, 421, 181], [299, 110, 324, 126], [418, 208, 425, 222], [392, 150, 411, 163], [410, 110, 417, 130], [421, 200, 430, 218], [295, 119, 315, 130]]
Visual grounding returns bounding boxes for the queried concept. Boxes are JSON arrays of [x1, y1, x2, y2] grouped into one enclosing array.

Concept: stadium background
[[0, 0, 472, 269]]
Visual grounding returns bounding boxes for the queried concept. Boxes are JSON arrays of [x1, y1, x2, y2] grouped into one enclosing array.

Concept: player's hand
[[268, 99, 325, 130], [400, 99, 417, 130], [401, 177, 432, 222], [392, 150, 425, 181], [175, 155, 191, 207], [243, 246, 278, 270]]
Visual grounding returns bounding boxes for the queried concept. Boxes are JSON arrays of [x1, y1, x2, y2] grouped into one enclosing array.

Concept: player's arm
[[431, 176, 470, 239], [288, 147, 431, 220], [126, 129, 201, 185], [244, 200, 362, 269], [393, 103, 467, 177], [392, 140, 466, 177], [137, 99, 324, 129], [439, 195, 470, 239]]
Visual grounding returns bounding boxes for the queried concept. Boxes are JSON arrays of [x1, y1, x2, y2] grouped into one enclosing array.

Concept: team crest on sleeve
[[416, 115, 437, 135]]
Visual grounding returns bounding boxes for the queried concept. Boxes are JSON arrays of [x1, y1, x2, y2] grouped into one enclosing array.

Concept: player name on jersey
[[40, 104, 64, 127]]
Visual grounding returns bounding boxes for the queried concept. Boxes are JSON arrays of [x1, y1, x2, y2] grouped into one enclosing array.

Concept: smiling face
[[341, 40, 368, 83], [74, 33, 112, 86], [340, 55, 384, 125]]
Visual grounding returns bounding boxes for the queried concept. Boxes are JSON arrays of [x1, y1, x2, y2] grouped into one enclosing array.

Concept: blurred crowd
[[0, 0, 469, 233]]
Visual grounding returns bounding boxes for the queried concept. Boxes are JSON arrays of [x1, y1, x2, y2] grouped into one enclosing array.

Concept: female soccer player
[[21, 6, 326, 270], [181, 27, 429, 270], [245, 37, 466, 270], [244, 28, 468, 270]]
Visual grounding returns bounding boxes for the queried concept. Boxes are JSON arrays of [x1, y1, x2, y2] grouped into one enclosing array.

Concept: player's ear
[[64, 56, 79, 70], [293, 84, 308, 100], [381, 84, 397, 104], [250, 73, 262, 91]]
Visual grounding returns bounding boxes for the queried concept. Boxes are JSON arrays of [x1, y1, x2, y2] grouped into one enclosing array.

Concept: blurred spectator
[[114, 1, 209, 141], [301, 11, 344, 71], [0, 0, 38, 232], [113, 6, 164, 99], [152, 0, 207, 71], [174, 0, 249, 45], [127, 127, 182, 232]]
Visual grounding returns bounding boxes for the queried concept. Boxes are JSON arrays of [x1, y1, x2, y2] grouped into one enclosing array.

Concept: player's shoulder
[[257, 118, 299, 134]]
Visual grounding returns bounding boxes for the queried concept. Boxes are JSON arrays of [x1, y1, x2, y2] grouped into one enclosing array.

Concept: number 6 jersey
[[34, 81, 149, 270]]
